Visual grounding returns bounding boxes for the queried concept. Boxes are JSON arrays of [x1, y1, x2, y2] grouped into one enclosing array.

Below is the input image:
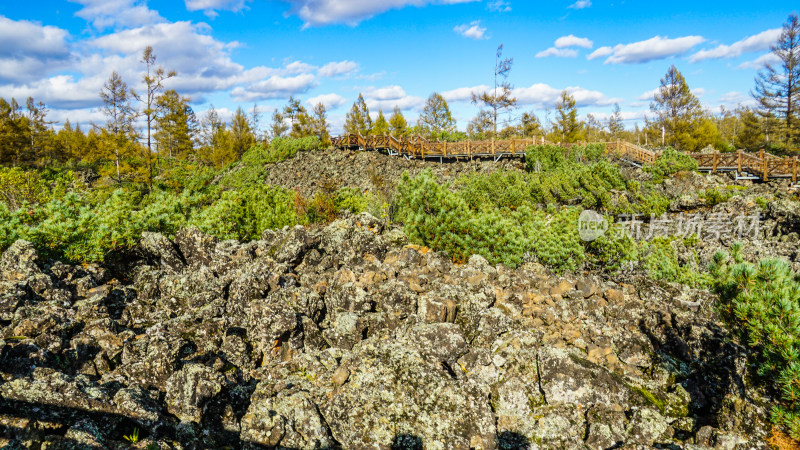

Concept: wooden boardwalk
[[332, 133, 799, 183]]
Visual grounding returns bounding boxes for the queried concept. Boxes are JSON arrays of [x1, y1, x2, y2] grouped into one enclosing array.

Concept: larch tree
[[133, 46, 176, 190], [419, 92, 456, 139], [0, 98, 27, 166], [312, 102, 331, 146], [372, 110, 389, 135], [344, 94, 372, 135], [389, 106, 408, 137], [199, 107, 232, 168], [25, 97, 54, 164], [472, 44, 517, 138], [607, 103, 625, 139], [230, 106, 256, 156], [99, 71, 137, 182], [650, 65, 716, 150], [467, 110, 494, 139], [736, 108, 766, 150], [554, 90, 582, 143], [154, 89, 196, 159], [270, 109, 288, 139], [752, 13, 800, 151], [519, 111, 542, 138]]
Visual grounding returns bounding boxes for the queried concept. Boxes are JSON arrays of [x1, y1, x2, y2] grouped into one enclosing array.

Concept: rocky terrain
[[249, 148, 522, 197], [0, 210, 776, 449]]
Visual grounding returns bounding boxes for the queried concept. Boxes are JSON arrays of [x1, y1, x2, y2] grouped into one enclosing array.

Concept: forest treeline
[[1, 14, 798, 187]]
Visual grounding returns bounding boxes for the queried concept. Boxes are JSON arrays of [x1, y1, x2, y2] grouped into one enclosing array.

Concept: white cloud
[[231, 73, 317, 101], [555, 34, 593, 49], [717, 91, 757, 108], [278, 0, 479, 27], [568, 0, 591, 9], [283, 60, 318, 75], [587, 35, 705, 64], [454, 21, 487, 40], [0, 16, 73, 84], [318, 60, 359, 77], [690, 28, 781, 62], [67, 0, 164, 29], [514, 83, 618, 107], [363, 85, 425, 110], [692, 87, 707, 98], [307, 93, 346, 108], [738, 52, 781, 69], [0, 74, 104, 109], [441, 85, 490, 102], [185, 0, 249, 18], [487, 0, 511, 12], [536, 47, 578, 58], [638, 88, 659, 101], [587, 46, 613, 60]]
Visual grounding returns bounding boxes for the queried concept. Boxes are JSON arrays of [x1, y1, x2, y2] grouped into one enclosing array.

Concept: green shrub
[[644, 147, 699, 181], [639, 237, 707, 287], [190, 185, 297, 241], [220, 137, 320, 188], [395, 170, 586, 271], [456, 170, 531, 211], [699, 188, 732, 206], [525, 144, 570, 172], [0, 167, 51, 209], [709, 251, 800, 439]]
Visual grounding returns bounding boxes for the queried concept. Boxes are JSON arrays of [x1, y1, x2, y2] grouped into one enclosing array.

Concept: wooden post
[[444, 142, 448, 158], [713, 152, 718, 173], [511, 139, 516, 155], [793, 157, 798, 184], [737, 150, 742, 173], [467, 140, 471, 158], [492, 138, 495, 156], [763, 153, 769, 181]]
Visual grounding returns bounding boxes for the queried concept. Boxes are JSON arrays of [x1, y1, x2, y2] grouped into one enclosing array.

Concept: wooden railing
[[688, 149, 799, 182], [332, 133, 548, 159], [331, 134, 799, 183]]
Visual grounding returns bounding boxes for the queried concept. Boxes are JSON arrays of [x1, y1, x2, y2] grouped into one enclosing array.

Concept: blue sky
[[0, 0, 796, 134]]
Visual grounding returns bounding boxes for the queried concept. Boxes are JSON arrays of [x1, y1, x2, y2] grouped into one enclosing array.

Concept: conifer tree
[[554, 90, 582, 143], [650, 65, 714, 150], [736, 108, 766, 150], [389, 106, 408, 137], [133, 46, 176, 190], [154, 89, 196, 159], [270, 109, 288, 139], [419, 92, 456, 139], [607, 103, 625, 138], [519, 111, 542, 138], [472, 44, 517, 138], [467, 110, 494, 139], [230, 106, 256, 156], [344, 94, 372, 135], [312, 102, 331, 146], [752, 13, 800, 151], [372, 109, 389, 135], [0, 98, 28, 165], [100, 71, 137, 182]]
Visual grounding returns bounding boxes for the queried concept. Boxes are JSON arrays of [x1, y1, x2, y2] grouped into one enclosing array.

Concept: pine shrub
[[710, 250, 800, 439], [644, 147, 699, 181]]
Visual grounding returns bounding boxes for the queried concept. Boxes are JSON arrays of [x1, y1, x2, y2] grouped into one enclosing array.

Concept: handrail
[[332, 134, 797, 182]]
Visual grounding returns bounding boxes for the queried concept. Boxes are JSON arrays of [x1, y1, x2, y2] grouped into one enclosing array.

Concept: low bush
[[220, 137, 320, 188], [644, 147, 699, 181], [190, 185, 298, 241], [710, 248, 800, 439]]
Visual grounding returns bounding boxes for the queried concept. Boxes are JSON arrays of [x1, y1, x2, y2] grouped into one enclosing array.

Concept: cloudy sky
[[0, 1, 795, 134]]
